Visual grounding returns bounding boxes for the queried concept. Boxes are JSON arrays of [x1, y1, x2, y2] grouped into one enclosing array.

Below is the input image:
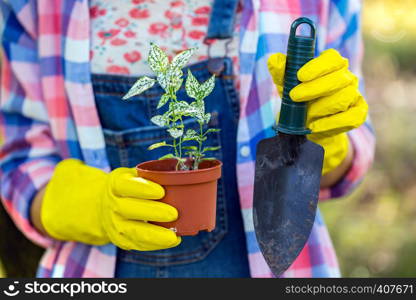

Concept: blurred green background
[[320, 0, 416, 277], [1, 0, 415, 277]]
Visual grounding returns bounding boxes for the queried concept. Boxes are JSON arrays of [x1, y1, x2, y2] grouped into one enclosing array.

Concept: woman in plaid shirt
[[0, 0, 374, 278]]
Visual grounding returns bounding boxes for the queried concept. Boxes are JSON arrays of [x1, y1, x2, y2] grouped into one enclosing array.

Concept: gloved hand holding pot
[[39, 43, 223, 252]]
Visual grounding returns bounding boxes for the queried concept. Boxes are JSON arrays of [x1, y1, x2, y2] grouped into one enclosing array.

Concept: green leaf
[[167, 127, 183, 138], [185, 151, 197, 156], [195, 135, 207, 143], [150, 115, 166, 127], [122, 76, 156, 99], [156, 72, 168, 91], [201, 157, 216, 161], [158, 153, 175, 160], [171, 101, 190, 113], [204, 128, 221, 135], [167, 67, 183, 90], [148, 141, 171, 150], [185, 103, 200, 116], [182, 145, 198, 151], [157, 67, 183, 93], [183, 129, 198, 141], [171, 48, 197, 70], [172, 78, 183, 93], [162, 110, 172, 122], [189, 101, 204, 116], [188, 101, 205, 122], [203, 113, 211, 123], [157, 94, 170, 109], [148, 43, 169, 74], [184, 129, 197, 138], [202, 146, 221, 153], [185, 70, 202, 99], [201, 75, 216, 98]]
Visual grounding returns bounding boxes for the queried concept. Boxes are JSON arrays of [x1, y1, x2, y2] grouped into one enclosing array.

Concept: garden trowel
[[253, 18, 324, 277]]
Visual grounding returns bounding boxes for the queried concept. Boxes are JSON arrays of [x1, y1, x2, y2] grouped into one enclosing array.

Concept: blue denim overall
[[92, 0, 250, 278]]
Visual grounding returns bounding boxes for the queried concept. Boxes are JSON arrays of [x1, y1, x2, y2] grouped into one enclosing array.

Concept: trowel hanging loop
[[276, 17, 316, 135], [290, 17, 316, 39]]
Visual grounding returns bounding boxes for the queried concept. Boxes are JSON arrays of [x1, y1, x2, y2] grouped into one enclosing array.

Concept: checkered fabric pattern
[[0, 0, 375, 277]]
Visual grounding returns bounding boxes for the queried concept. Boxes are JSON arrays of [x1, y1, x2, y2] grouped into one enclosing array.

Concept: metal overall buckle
[[204, 37, 233, 76]]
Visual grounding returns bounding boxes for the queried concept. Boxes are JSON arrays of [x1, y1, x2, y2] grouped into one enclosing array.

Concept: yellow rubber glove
[[41, 159, 181, 251], [267, 49, 368, 175]]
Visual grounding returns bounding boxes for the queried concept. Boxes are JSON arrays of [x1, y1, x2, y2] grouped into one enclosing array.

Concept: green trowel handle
[[277, 17, 316, 135]]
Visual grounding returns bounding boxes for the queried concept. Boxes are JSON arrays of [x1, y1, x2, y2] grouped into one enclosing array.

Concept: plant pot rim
[[136, 159, 222, 186], [136, 158, 222, 174]]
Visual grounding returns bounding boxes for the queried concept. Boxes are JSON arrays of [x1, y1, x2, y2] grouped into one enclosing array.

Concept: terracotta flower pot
[[136, 159, 222, 236]]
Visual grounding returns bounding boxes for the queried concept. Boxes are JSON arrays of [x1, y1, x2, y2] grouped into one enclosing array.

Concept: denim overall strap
[[206, 0, 240, 39]]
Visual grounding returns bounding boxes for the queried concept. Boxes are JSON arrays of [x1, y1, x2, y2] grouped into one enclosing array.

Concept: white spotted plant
[[123, 43, 220, 170]]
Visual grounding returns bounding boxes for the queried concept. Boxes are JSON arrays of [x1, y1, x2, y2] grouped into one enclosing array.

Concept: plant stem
[[175, 158, 181, 171], [179, 117, 184, 164], [169, 91, 186, 171], [173, 138, 179, 157], [193, 122, 204, 170]]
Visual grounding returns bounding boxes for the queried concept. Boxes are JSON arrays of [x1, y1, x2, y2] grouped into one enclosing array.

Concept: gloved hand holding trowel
[[268, 48, 368, 178], [253, 18, 369, 277]]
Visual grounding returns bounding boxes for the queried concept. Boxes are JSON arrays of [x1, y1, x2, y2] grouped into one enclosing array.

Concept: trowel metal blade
[[253, 135, 324, 277]]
